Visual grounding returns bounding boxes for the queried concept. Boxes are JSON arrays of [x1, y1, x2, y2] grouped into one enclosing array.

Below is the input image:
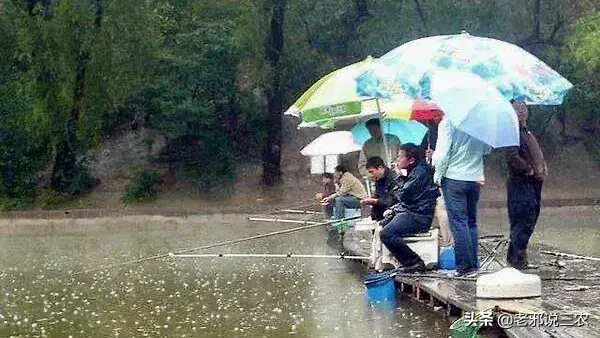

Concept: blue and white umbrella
[[428, 70, 519, 148], [351, 119, 428, 146], [356, 31, 573, 105]]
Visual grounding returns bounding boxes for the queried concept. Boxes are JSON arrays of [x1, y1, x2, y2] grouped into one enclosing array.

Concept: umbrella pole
[[426, 120, 433, 165], [427, 121, 432, 150], [375, 98, 391, 167]]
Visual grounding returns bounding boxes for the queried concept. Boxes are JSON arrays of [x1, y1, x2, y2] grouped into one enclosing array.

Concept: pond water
[[0, 214, 449, 337]]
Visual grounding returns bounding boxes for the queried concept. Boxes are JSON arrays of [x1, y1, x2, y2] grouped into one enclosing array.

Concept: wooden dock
[[248, 209, 600, 337], [342, 228, 600, 338]]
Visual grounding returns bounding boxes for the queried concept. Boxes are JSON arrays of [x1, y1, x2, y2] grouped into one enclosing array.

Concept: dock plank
[[343, 228, 600, 337], [398, 274, 597, 338]]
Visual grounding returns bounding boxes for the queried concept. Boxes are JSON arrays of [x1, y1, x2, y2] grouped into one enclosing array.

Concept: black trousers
[[507, 178, 543, 267], [371, 204, 386, 221]]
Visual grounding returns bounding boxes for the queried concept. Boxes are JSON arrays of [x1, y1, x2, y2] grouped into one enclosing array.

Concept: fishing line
[[170, 253, 369, 260], [74, 215, 361, 275]]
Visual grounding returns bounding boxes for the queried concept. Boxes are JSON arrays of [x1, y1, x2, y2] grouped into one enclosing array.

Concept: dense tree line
[[0, 0, 599, 208]]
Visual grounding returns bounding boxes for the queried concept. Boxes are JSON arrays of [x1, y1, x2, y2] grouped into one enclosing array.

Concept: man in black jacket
[[379, 143, 440, 272], [360, 156, 398, 221]]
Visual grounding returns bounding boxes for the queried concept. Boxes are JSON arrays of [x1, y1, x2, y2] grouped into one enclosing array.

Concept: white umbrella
[[300, 131, 362, 157]]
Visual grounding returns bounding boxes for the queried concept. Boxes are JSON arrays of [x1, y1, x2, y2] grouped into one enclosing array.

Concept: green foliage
[[0, 79, 50, 209], [122, 169, 162, 204], [561, 11, 600, 128], [568, 11, 600, 77], [37, 190, 73, 210], [1, 0, 600, 207], [185, 132, 235, 194]]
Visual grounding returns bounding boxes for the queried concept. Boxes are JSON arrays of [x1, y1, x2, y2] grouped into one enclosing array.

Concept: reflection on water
[[0, 214, 449, 337]]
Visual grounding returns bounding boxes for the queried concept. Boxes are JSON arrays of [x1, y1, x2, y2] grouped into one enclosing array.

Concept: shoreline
[[0, 196, 598, 220]]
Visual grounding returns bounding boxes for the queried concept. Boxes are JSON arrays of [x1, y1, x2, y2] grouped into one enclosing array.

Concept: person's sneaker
[[509, 262, 540, 271], [464, 269, 479, 278], [454, 268, 478, 278], [396, 262, 426, 273], [519, 263, 539, 270]]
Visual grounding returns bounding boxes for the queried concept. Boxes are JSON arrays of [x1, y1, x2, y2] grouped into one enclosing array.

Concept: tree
[[50, 0, 104, 195], [262, 0, 287, 186]]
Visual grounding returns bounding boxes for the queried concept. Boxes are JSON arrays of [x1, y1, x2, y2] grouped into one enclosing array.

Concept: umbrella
[[285, 56, 379, 129], [411, 99, 443, 121], [285, 57, 420, 166], [351, 119, 428, 146], [428, 69, 519, 148], [284, 56, 415, 129], [285, 57, 436, 167], [300, 131, 362, 157], [408, 99, 444, 150], [356, 31, 573, 105]]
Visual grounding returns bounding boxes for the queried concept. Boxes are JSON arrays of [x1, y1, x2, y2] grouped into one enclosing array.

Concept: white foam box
[[477, 267, 541, 299], [404, 228, 439, 268], [324, 155, 339, 173], [310, 156, 325, 175]]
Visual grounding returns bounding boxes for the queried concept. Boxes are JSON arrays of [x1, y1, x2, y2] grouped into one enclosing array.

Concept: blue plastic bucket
[[364, 271, 397, 303], [439, 246, 456, 270]]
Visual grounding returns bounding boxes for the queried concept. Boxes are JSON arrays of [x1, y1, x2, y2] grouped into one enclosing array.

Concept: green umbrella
[[285, 57, 416, 167], [285, 56, 395, 129]]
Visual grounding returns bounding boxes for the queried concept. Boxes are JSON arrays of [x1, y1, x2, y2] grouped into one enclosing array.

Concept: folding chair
[[478, 234, 508, 271]]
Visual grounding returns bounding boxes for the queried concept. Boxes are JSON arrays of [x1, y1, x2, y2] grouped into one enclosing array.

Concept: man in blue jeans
[[379, 143, 440, 272], [321, 165, 367, 219], [433, 118, 491, 277]]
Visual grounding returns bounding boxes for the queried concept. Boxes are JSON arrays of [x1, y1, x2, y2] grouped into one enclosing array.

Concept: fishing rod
[[540, 250, 600, 262], [170, 253, 369, 260], [263, 199, 319, 216], [74, 215, 362, 275], [247, 217, 321, 225], [276, 209, 324, 215]]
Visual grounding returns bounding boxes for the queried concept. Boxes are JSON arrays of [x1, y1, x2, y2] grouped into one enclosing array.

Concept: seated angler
[[315, 173, 336, 218], [360, 156, 398, 221], [379, 143, 440, 272], [321, 165, 367, 220]]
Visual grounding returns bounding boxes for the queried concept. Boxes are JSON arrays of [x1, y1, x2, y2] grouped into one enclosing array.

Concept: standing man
[[322, 165, 367, 220], [505, 101, 546, 270], [379, 144, 440, 272], [358, 118, 402, 178], [360, 156, 398, 221], [433, 118, 492, 277]]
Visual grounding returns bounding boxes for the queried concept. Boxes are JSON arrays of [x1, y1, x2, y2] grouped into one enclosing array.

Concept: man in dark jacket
[[504, 102, 547, 270], [379, 143, 441, 272], [360, 156, 398, 221]]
